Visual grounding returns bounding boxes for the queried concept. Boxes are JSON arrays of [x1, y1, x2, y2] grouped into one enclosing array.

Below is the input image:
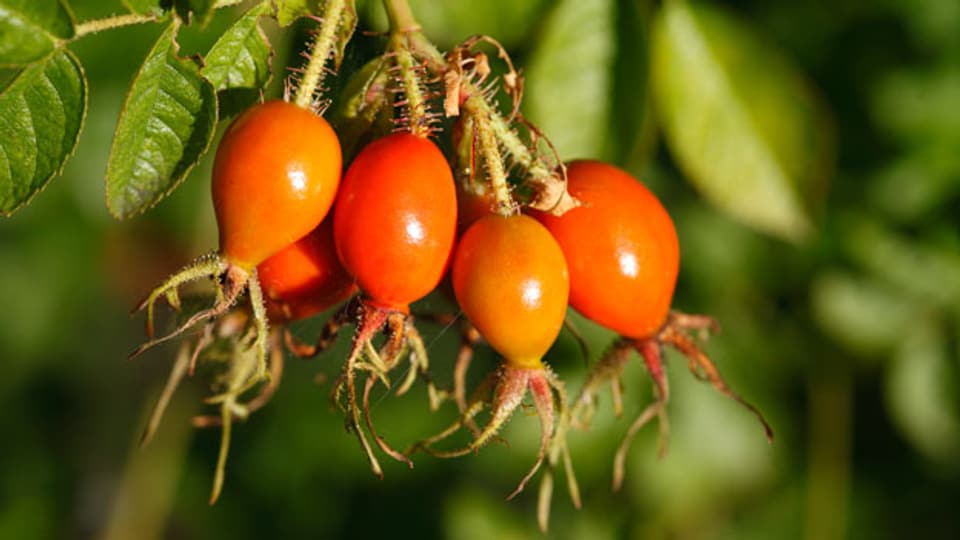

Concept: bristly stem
[[379, 4, 573, 213], [390, 42, 431, 137], [399, 34, 555, 180], [74, 13, 156, 38], [464, 96, 516, 216], [294, 0, 350, 109], [72, 0, 245, 39]]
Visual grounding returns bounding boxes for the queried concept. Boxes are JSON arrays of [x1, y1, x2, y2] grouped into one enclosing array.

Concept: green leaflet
[[202, 2, 273, 92], [105, 21, 218, 219], [0, 0, 75, 66], [273, 0, 317, 26], [0, 49, 86, 215]]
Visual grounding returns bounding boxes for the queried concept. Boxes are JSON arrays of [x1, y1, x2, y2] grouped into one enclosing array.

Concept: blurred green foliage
[[1, 0, 958, 539]]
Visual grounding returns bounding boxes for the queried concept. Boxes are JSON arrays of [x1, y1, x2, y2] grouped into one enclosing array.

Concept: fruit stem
[[293, 0, 353, 110], [404, 38, 551, 173], [465, 96, 516, 216], [389, 40, 432, 137], [245, 269, 271, 383], [382, 0, 420, 32], [399, 28, 576, 213], [140, 339, 192, 448]]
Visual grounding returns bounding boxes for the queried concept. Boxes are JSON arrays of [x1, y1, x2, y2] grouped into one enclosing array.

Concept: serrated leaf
[[0, 49, 86, 215], [106, 21, 218, 219], [273, 0, 317, 26], [202, 2, 272, 92], [0, 0, 75, 66], [651, 1, 832, 242]]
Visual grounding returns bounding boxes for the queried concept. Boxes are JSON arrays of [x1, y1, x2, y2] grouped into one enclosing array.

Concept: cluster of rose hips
[[132, 23, 771, 532]]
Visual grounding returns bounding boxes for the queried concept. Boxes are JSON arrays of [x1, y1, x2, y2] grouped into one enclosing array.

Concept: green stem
[[382, 0, 419, 32], [72, 0, 245, 39], [74, 13, 156, 38], [391, 40, 431, 136], [293, 0, 349, 109], [465, 96, 514, 215], [804, 366, 852, 540]]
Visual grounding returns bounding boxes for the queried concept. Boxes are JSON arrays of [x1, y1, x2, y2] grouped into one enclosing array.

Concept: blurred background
[[1, 0, 958, 538]]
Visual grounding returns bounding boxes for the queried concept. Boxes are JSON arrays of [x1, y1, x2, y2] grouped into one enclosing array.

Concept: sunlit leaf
[[105, 21, 218, 219], [273, 0, 317, 26], [202, 2, 272, 92], [0, 49, 86, 215], [0, 0, 75, 66], [526, 0, 652, 163], [651, 1, 832, 242]]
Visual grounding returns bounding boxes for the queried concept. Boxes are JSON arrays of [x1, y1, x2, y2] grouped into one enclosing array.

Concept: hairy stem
[[465, 96, 515, 215], [73, 0, 245, 39], [294, 0, 350, 109], [402, 34, 557, 182], [390, 42, 431, 136]]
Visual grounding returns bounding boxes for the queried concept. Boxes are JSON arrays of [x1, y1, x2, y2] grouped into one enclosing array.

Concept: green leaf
[[810, 271, 919, 358], [106, 21, 218, 219], [651, 1, 832, 242], [361, 0, 548, 49], [273, 0, 317, 26], [0, 49, 86, 215], [0, 0, 76, 66], [525, 0, 615, 161], [202, 2, 272, 92], [886, 322, 960, 466], [526, 0, 652, 164], [843, 216, 960, 310], [332, 0, 356, 70]]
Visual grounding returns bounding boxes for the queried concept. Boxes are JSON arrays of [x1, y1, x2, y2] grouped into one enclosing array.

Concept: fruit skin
[[333, 133, 457, 311], [256, 218, 357, 322], [456, 183, 495, 234], [213, 100, 342, 270], [452, 214, 570, 369], [533, 160, 678, 339]]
